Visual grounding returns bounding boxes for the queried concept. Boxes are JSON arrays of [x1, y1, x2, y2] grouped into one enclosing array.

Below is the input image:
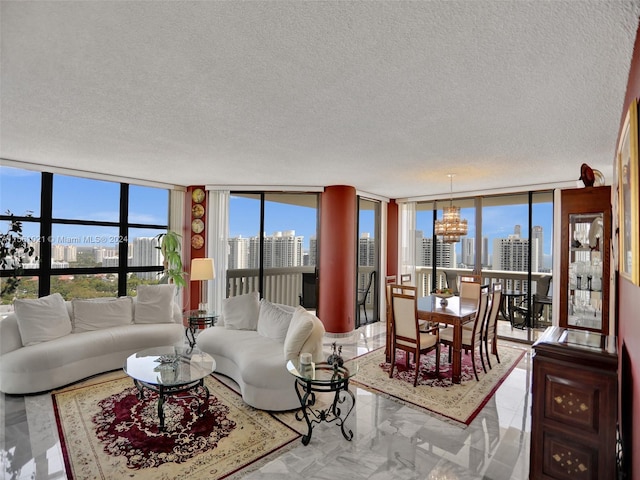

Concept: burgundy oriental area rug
[[352, 345, 526, 425], [52, 374, 300, 480]]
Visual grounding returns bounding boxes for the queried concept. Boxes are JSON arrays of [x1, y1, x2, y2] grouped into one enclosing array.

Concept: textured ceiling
[[2, 1, 640, 199]]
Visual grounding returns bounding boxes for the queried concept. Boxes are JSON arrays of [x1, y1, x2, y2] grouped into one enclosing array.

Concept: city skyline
[[2, 166, 554, 267]]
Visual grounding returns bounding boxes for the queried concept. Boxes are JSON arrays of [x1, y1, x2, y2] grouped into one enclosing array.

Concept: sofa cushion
[[134, 284, 175, 324], [257, 299, 294, 342], [283, 306, 315, 361], [13, 293, 72, 346], [223, 292, 260, 330], [72, 297, 133, 333]]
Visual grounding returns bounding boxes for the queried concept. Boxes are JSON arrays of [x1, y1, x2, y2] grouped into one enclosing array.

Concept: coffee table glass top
[[286, 360, 358, 385], [123, 346, 215, 387]]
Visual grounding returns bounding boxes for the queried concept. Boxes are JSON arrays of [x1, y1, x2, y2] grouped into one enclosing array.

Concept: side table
[[286, 360, 358, 445], [183, 310, 218, 348]]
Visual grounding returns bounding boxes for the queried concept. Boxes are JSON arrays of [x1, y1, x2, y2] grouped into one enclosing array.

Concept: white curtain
[[169, 189, 186, 306], [399, 201, 416, 282], [206, 189, 229, 315]]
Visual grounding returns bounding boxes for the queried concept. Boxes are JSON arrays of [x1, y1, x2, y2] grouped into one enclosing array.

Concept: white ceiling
[[2, 1, 640, 199]]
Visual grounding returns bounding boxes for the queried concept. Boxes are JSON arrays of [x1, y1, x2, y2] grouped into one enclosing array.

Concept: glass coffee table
[[123, 346, 216, 431], [286, 360, 358, 445]]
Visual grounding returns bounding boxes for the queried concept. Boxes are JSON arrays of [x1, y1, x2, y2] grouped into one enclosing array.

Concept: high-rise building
[[237, 231, 305, 269], [532, 225, 544, 271], [461, 238, 474, 267], [309, 236, 317, 266], [493, 236, 529, 272], [415, 231, 454, 267], [131, 237, 161, 280], [228, 236, 250, 269], [358, 233, 376, 267], [52, 244, 65, 262], [263, 231, 303, 267], [481, 237, 489, 266], [65, 245, 77, 262]]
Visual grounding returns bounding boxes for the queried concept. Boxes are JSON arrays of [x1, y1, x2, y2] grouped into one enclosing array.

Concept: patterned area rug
[[352, 345, 526, 425], [52, 373, 300, 480]]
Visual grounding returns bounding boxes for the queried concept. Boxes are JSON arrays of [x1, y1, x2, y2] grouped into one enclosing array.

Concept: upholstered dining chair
[[400, 273, 412, 285], [440, 291, 489, 381], [482, 283, 503, 369], [388, 284, 440, 387], [459, 277, 482, 302]]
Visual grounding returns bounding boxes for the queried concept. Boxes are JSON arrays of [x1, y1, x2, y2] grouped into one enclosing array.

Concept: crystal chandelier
[[435, 174, 468, 243]]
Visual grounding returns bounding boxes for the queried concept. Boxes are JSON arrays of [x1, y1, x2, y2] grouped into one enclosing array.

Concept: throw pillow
[[72, 297, 133, 333], [283, 306, 315, 361], [223, 291, 260, 330], [14, 293, 72, 346], [134, 284, 176, 324], [257, 299, 294, 342]]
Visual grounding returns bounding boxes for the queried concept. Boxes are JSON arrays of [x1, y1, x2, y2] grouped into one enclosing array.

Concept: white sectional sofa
[[196, 292, 325, 411], [0, 286, 185, 395]]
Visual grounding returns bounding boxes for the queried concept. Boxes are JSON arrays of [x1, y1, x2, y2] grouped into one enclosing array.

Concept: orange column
[[318, 185, 357, 334]]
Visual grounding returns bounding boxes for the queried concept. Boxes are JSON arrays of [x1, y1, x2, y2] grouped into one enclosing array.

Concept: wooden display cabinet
[[530, 327, 618, 480], [559, 186, 611, 334]]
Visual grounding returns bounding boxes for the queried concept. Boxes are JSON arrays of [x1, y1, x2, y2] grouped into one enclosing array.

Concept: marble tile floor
[[1, 322, 533, 480]]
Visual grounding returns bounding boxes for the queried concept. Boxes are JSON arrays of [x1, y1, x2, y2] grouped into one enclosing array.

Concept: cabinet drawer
[[541, 430, 598, 480], [543, 373, 600, 432]]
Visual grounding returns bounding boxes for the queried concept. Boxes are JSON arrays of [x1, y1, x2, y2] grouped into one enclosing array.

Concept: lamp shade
[[190, 258, 215, 281]]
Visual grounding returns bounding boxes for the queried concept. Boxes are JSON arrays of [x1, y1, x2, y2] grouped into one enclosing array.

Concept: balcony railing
[[226, 266, 553, 324], [227, 266, 316, 306]]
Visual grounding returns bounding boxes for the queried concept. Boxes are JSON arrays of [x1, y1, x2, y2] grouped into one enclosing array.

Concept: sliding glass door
[[228, 192, 319, 307], [356, 197, 380, 327]]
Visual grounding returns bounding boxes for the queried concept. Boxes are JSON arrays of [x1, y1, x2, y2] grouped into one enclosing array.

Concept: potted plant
[[1, 210, 38, 298], [155, 230, 187, 288]]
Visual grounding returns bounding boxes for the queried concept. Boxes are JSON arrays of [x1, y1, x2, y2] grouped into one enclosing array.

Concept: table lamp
[[190, 258, 215, 311]]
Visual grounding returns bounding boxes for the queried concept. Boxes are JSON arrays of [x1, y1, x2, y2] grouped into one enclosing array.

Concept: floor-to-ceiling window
[[0, 165, 170, 304], [356, 197, 380, 327], [480, 191, 554, 342], [228, 192, 319, 307], [414, 198, 476, 295], [414, 190, 554, 342]]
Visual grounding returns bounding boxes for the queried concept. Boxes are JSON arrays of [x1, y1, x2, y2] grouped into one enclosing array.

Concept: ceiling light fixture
[[435, 174, 468, 243]]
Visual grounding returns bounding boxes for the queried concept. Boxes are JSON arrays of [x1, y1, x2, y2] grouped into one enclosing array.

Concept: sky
[[1, 165, 553, 257]]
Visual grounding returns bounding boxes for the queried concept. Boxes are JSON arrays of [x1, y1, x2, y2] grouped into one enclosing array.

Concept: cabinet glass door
[[567, 212, 604, 330]]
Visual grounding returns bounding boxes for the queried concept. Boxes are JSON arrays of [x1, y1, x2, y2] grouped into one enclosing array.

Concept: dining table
[[416, 295, 478, 384]]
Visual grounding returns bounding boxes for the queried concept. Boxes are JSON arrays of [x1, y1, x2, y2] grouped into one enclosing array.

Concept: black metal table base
[[185, 318, 216, 348], [133, 378, 210, 431], [293, 376, 355, 445]]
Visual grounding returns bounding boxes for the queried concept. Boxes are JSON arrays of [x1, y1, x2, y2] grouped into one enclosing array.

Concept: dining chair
[[440, 291, 489, 381], [384, 282, 395, 359], [400, 273, 412, 285], [512, 275, 552, 328], [389, 284, 440, 387], [482, 283, 503, 369], [386, 275, 397, 284], [356, 270, 376, 324], [459, 277, 482, 302]]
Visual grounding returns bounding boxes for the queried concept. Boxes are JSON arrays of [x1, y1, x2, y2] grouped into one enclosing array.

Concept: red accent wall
[[318, 185, 357, 333], [617, 20, 640, 479], [386, 200, 399, 279], [186, 186, 206, 311]]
